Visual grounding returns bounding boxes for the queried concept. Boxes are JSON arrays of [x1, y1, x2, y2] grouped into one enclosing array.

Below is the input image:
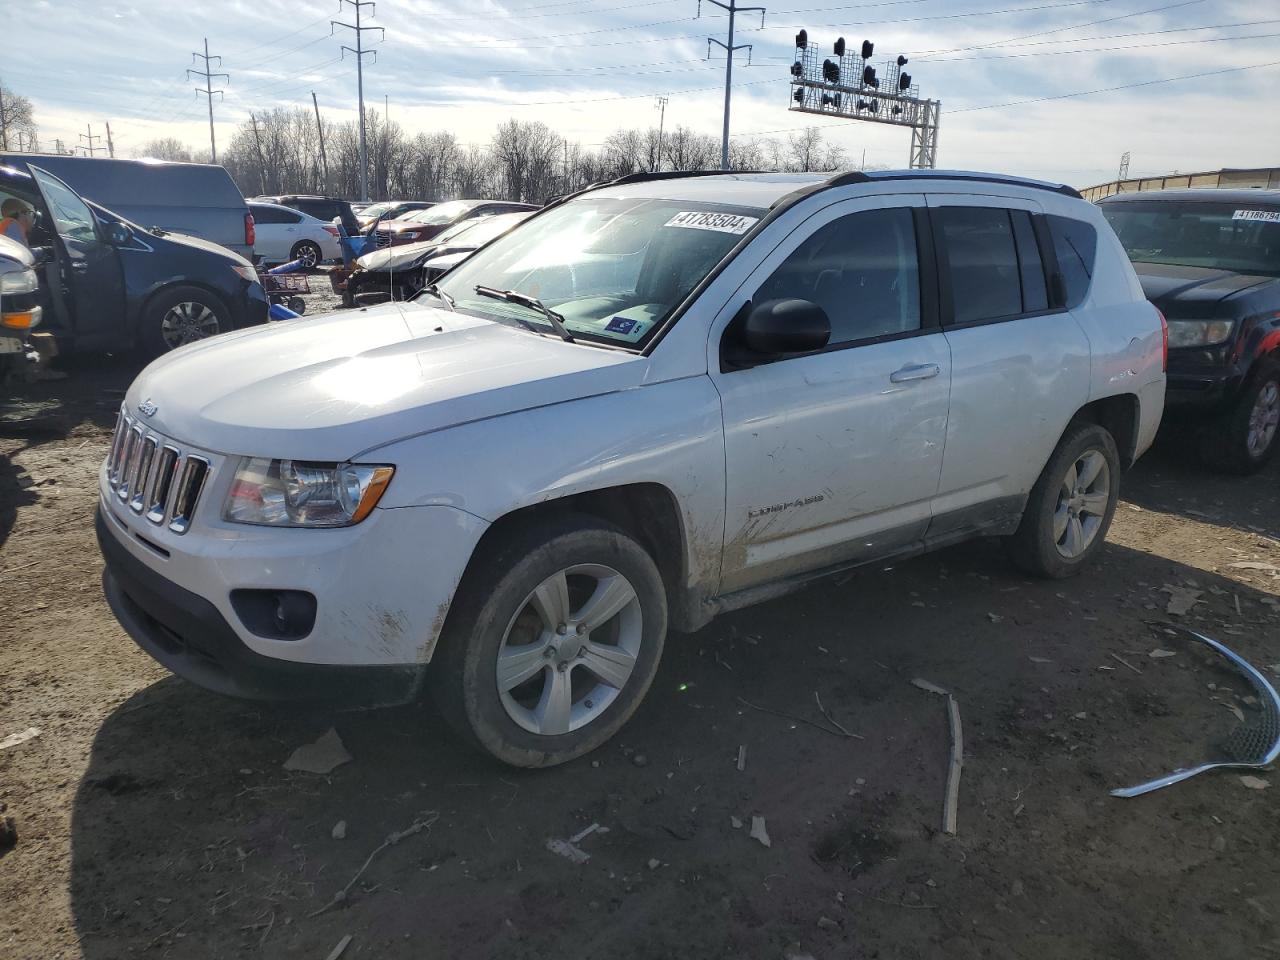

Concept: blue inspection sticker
[[605, 316, 638, 335]]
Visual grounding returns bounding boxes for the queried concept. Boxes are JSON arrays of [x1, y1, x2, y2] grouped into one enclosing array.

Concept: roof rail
[[861, 170, 1083, 199], [607, 169, 762, 186]]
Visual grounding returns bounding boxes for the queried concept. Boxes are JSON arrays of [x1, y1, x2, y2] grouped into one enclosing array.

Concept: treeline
[[138, 108, 851, 202]]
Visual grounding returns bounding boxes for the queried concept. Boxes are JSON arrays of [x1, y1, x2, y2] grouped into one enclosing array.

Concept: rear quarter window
[[1048, 215, 1097, 309]]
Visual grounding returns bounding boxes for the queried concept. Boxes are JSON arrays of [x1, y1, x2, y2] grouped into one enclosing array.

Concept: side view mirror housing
[[105, 221, 133, 246], [743, 298, 831, 357]]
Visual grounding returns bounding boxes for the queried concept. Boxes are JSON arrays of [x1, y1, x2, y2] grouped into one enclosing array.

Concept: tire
[[139, 285, 230, 359], [429, 516, 667, 768], [1197, 360, 1280, 475], [1006, 422, 1121, 579], [290, 240, 323, 269]]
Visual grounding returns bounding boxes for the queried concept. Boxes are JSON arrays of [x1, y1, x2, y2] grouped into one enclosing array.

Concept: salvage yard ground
[[2, 332, 1279, 958]]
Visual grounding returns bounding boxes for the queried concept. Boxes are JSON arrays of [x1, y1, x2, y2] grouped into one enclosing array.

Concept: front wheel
[[140, 286, 229, 358], [1006, 422, 1121, 579], [1198, 360, 1280, 474], [430, 517, 667, 768]]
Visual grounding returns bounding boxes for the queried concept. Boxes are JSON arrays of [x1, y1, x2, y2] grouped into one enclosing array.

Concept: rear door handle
[[889, 362, 941, 383]]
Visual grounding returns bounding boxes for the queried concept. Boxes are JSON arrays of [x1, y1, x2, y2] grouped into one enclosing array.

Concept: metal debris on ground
[[1239, 775, 1270, 790], [1112, 624, 1280, 798], [749, 816, 771, 848], [547, 838, 591, 863], [1149, 648, 1177, 658], [284, 728, 352, 775], [0, 727, 41, 751], [569, 822, 607, 844], [324, 934, 353, 960], [1162, 585, 1203, 616], [912, 678, 964, 836], [737, 744, 747, 772]]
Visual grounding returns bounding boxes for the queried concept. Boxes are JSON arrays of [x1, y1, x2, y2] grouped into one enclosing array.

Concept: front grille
[[374, 230, 391, 248], [106, 409, 211, 535]]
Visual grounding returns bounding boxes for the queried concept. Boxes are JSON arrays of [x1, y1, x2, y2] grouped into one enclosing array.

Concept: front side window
[[29, 166, 97, 243], [1100, 199, 1277, 277], [437, 197, 763, 348], [753, 207, 921, 345]]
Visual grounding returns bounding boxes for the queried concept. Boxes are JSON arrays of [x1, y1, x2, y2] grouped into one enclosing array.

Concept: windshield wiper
[[422, 282, 455, 311], [474, 285, 574, 342]]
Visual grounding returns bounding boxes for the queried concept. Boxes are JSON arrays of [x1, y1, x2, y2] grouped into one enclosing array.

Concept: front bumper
[[98, 507, 422, 706], [1164, 370, 1241, 415], [236, 282, 270, 329]]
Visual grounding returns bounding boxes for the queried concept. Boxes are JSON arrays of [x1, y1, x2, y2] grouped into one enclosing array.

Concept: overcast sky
[[6, 0, 1279, 187]]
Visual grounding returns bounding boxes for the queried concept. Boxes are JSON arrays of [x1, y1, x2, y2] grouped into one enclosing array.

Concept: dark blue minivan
[[0, 162, 267, 357]]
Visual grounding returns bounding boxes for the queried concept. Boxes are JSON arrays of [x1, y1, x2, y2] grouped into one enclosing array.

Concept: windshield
[[410, 200, 478, 225], [436, 196, 764, 348], [1101, 200, 1280, 277], [361, 202, 393, 219], [454, 213, 528, 246]]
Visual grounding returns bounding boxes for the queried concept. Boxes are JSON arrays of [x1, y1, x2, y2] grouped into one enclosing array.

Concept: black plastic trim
[[864, 171, 1083, 199]]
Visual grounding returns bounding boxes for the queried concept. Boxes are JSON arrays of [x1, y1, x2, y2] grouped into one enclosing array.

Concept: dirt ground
[[2, 295, 1279, 959]]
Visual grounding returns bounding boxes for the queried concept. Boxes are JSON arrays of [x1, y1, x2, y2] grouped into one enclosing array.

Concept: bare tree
[[135, 138, 194, 162], [0, 80, 38, 152]]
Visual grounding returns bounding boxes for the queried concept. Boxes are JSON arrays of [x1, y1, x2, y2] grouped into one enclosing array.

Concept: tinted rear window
[[937, 207, 1023, 324], [1047, 215, 1096, 309]]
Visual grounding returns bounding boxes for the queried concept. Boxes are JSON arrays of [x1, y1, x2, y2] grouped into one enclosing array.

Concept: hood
[[1133, 262, 1276, 309], [125, 300, 646, 460], [153, 228, 254, 268], [0, 233, 36, 268], [356, 238, 446, 272]]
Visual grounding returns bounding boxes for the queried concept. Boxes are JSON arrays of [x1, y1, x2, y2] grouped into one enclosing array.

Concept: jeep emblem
[[138, 399, 158, 417]]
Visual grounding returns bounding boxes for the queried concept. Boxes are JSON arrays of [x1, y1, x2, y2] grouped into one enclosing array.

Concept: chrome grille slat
[[104, 407, 210, 535]]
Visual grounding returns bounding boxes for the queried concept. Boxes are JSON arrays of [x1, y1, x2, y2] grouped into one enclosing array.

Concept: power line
[[926, 29, 1280, 62], [188, 39, 229, 162]]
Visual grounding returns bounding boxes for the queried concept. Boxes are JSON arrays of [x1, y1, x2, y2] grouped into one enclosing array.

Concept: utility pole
[[702, 0, 765, 170], [79, 124, 106, 157], [54, 138, 65, 155], [15, 131, 24, 152], [332, 0, 384, 202], [654, 95, 668, 172], [312, 91, 329, 188], [188, 38, 228, 163], [1118, 151, 1131, 179], [105, 121, 115, 158]]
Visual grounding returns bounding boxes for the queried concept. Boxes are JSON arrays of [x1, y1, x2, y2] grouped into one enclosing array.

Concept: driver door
[[710, 195, 952, 594], [28, 165, 125, 342]]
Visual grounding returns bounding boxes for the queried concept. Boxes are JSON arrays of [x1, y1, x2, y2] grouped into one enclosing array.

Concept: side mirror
[[743, 298, 831, 356], [105, 221, 132, 246]]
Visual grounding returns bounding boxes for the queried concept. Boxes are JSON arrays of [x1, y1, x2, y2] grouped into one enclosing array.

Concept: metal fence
[[1080, 166, 1280, 203]]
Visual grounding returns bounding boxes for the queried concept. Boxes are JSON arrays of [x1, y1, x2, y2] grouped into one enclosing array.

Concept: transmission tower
[[79, 124, 107, 157], [1118, 151, 1131, 179], [702, 0, 765, 171], [332, 0, 384, 202], [188, 38, 228, 163]]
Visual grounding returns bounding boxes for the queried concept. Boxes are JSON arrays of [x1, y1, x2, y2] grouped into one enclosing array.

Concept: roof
[[1097, 187, 1280, 205], [586, 169, 1080, 207]]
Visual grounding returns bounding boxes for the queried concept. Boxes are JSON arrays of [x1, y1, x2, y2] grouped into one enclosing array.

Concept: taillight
[[1157, 307, 1168, 372], [244, 212, 256, 247], [323, 225, 339, 237]]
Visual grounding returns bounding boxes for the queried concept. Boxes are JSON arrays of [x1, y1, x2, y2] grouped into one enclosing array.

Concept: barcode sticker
[[663, 211, 759, 235], [1232, 209, 1280, 223]]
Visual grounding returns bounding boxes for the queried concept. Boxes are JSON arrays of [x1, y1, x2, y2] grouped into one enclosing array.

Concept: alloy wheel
[[1053, 449, 1110, 559], [1247, 381, 1280, 458], [160, 301, 221, 349], [495, 563, 643, 736]]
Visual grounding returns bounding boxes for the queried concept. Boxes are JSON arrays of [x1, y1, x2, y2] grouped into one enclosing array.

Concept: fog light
[[231, 589, 317, 640]]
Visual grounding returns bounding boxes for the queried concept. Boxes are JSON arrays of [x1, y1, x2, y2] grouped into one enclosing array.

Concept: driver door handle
[[889, 362, 941, 383]]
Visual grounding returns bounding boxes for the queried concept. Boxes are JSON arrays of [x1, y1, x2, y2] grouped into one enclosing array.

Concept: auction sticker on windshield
[[1232, 209, 1280, 223], [664, 211, 759, 235]]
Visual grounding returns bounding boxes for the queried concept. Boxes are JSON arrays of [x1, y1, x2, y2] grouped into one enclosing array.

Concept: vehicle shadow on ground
[[67, 540, 1280, 960], [1123, 429, 1280, 540]]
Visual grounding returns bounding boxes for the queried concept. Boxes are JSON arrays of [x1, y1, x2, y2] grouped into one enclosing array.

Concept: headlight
[[224, 458, 394, 527], [1166, 319, 1235, 348], [231, 264, 259, 284], [0, 267, 39, 296]]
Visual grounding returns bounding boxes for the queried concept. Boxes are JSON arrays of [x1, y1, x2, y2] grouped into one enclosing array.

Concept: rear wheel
[[430, 517, 667, 768], [289, 240, 323, 269], [1007, 422, 1120, 579], [1198, 360, 1280, 474], [140, 286, 229, 358]]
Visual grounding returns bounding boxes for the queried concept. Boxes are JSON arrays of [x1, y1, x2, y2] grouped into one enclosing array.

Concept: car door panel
[[927, 195, 1091, 525], [709, 194, 951, 594]]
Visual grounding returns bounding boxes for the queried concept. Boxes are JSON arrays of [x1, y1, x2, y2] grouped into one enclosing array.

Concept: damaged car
[[96, 170, 1166, 768]]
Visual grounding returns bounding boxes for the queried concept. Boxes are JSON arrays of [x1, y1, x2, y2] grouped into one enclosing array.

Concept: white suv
[[97, 170, 1166, 767]]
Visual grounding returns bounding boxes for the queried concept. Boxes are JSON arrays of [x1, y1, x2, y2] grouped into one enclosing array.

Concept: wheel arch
[[1069, 393, 1140, 470], [133, 281, 235, 343], [453, 481, 706, 635]]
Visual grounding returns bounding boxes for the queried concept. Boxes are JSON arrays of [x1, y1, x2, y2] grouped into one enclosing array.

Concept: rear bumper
[[97, 506, 423, 706]]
